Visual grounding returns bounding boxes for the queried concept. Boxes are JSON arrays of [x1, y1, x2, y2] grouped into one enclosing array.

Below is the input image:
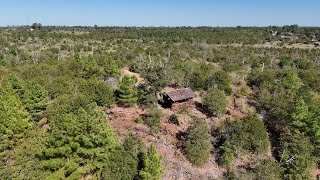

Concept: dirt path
[[121, 67, 145, 84]]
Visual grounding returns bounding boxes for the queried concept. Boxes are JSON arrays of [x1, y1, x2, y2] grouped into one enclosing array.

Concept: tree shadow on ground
[[175, 131, 187, 149], [195, 102, 214, 118]]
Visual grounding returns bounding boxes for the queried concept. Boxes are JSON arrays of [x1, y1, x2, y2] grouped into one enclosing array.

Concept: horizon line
[[1, 24, 320, 28]]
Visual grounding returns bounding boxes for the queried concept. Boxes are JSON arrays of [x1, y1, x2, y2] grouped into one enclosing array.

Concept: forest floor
[[106, 67, 283, 179], [107, 105, 226, 180], [106, 62, 257, 179], [106, 91, 254, 180]]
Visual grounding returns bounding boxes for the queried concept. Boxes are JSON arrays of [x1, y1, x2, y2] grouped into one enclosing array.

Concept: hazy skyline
[[1, 0, 319, 27]]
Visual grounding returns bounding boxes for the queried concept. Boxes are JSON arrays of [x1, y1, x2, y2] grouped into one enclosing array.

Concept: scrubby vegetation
[[202, 88, 227, 116], [218, 116, 270, 166], [182, 118, 211, 166], [0, 25, 319, 179]]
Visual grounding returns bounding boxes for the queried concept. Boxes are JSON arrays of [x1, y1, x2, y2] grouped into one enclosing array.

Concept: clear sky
[[0, 0, 319, 27]]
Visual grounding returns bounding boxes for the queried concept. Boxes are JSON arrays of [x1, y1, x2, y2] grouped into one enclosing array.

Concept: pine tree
[[6, 73, 26, 99], [41, 103, 119, 179], [86, 78, 115, 107], [24, 81, 48, 116], [281, 70, 303, 98], [74, 54, 99, 78], [279, 130, 314, 180], [137, 84, 157, 108], [117, 75, 138, 107], [0, 129, 48, 180], [291, 97, 310, 132], [103, 147, 139, 180], [290, 96, 320, 158], [139, 145, 164, 180], [102, 135, 144, 179], [0, 83, 31, 155], [182, 118, 211, 166], [104, 58, 120, 77]]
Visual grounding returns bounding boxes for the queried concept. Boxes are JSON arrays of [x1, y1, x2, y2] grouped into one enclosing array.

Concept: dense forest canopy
[[0, 25, 319, 179]]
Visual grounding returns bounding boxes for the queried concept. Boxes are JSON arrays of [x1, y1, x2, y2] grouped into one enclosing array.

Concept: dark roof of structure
[[165, 88, 195, 102]]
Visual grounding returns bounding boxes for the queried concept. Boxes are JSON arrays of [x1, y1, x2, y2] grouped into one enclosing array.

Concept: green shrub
[[232, 115, 269, 154], [136, 117, 143, 124], [168, 114, 179, 125], [202, 88, 227, 116], [143, 108, 163, 133], [279, 130, 315, 180], [218, 140, 235, 167], [183, 118, 211, 166], [253, 159, 282, 180], [218, 115, 270, 166], [207, 70, 233, 95]]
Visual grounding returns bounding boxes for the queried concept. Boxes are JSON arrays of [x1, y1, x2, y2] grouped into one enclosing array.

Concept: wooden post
[[233, 93, 238, 109]]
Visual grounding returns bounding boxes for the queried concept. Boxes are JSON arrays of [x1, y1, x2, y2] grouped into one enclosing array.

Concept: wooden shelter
[[163, 88, 195, 110]]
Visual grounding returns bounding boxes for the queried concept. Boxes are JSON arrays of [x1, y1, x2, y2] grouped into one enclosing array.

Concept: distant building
[[163, 88, 195, 111]]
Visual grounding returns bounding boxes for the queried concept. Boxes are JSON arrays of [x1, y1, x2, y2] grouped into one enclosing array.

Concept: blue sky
[[0, 0, 319, 27]]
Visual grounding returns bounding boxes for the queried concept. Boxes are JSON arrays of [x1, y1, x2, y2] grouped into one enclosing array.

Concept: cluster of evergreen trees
[[1, 26, 320, 179], [0, 54, 163, 179]]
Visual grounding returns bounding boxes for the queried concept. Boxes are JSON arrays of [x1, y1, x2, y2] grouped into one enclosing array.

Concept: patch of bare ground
[[233, 153, 258, 169], [121, 67, 145, 84], [106, 82, 258, 179], [107, 105, 226, 179], [311, 166, 320, 180], [160, 110, 225, 180], [107, 106, 145, 139]]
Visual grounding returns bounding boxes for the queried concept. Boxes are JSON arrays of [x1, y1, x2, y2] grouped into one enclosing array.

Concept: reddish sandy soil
[[107, 105, 227, 180]]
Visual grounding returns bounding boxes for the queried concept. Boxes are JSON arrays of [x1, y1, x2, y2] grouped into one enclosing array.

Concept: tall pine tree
[[281, 70, 303, 98], [41, 103, 118, 179], [139, 145, 164, 180], [24, 81, 48, 116], [6, 73, 26, 100], [279, 130, 315, 180], [103, 58, 120, 78], [0, 82, 31, 159], [117, 75, 138, 107], [291, 97, 310, 132]]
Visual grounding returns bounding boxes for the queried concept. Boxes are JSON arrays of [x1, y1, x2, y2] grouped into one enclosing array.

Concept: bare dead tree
[[57, 46, 61, 61]]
